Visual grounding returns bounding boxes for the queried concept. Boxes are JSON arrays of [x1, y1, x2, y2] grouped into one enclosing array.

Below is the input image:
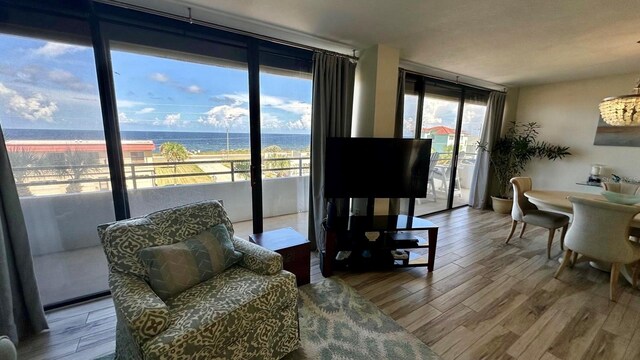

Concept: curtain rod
[[401, 68, 507, 93], [93, 0, 358, 60]]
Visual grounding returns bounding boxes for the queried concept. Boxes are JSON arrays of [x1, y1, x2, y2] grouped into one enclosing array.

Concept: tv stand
[[320, 215, 438, 277]]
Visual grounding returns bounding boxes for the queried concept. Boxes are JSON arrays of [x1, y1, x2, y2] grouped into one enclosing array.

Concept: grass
[[155, 164, 212, 186]]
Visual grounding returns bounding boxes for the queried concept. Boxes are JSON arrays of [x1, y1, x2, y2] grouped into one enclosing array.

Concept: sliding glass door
[[1, 1, 313, 308], [258, 49, 312, 236], [419, 83, 463, 213], [0, 33, 114, 306], [401, 75, 489, 216], [109, 44, 254, 231]]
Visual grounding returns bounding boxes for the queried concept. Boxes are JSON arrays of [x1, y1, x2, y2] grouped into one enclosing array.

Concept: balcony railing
[[11, 151, 478, 196], [12, 156, 310, 194]]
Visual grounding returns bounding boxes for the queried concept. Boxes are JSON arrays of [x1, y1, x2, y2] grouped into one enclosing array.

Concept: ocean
[[4, 129, 310, 153]]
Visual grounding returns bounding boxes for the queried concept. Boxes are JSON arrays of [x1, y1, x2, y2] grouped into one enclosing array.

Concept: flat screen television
[[324, 137, 432, 198]]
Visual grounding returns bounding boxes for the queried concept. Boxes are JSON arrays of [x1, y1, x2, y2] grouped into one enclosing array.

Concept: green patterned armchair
[[97, 200, 300, 360]]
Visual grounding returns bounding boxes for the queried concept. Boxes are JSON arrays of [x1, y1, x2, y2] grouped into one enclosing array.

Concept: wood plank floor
[[18, 207, 640, 359]]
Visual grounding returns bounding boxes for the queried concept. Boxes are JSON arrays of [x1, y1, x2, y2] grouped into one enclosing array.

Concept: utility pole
[[226, 126, 230, 160]]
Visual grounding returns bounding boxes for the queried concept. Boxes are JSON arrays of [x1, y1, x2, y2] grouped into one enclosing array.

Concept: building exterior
[[5, 140, 155, 164]]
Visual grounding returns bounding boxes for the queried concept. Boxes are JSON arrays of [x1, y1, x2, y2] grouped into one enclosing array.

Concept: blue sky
[[0, 34, 312, 134], [402, 95, 487, 138]]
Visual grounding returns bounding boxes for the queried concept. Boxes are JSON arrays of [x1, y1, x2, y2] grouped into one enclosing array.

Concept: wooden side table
[[249, 227, 310, 286]]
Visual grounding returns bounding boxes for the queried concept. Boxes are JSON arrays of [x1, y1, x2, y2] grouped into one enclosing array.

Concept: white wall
[[515, 72, 640, 192], [351, 44, 400, 215], [352, 44, 400, 138], [23, 176, 309, 255]]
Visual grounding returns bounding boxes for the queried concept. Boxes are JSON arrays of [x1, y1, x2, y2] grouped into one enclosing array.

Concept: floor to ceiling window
[[109, 45, 254, 225], [0, 33, 114, 306], [0, 1, 313, 308], [400, 74, 489, 216], [259, 49, 312, 234]]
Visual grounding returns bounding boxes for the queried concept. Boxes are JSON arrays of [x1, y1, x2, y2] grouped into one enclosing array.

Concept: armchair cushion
[[142, 266, 299, 359], [98, 200, 235, 279], [109, 271, 171, 341], [232, 236, 283, 275], [139, 224, 242, 300]]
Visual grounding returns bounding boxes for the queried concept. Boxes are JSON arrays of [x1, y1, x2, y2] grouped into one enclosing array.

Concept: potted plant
[[479, 121, 571, 214]]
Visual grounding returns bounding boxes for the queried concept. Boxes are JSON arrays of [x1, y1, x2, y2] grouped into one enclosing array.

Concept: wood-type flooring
[[17, 207, 640, 359]]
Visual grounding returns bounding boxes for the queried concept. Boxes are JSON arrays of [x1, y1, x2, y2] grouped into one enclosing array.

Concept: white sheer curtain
[[469, 91, 507, 209], [308, 52, 357, 250]]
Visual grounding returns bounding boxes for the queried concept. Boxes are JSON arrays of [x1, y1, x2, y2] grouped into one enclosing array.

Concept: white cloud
[[116, 99, 146, 108], [32, 42, 85, 58], [260, 94, 284, 106], [287, 112, 311, 130], [403, 117, 416, 133], [218, 93, 248, 106], [0, 83, 12, 96], [48, 69, 75, 82], [0, 82, 58, 122], [216, 93, 311, 131], [261, 113, 283, 129], [118, 112, 136, 124], [163, 113, 182, 126], [150, 73, 169, 83], [48, 69, 93, 91], [218, 93, 289, 108], [200, 105, 249, 130], [274, 101, 310, 115], [185, 85, 203, 94], [136, 107, 155, 114]]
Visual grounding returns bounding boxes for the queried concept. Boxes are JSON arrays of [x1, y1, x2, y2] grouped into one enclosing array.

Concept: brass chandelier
[[599, 79, 640, 126]]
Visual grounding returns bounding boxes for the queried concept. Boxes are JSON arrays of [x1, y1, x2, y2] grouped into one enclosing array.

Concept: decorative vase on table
[[491, 196, 513, 214]]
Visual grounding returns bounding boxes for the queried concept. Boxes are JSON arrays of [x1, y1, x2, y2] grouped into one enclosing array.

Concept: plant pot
[[491, 196, 513, 214]]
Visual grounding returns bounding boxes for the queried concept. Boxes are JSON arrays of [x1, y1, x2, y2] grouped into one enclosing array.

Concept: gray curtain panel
[[389, 69, 406, 215], [469, 91, 507, 209], [308, 52, 356, 250], [394, 69, 406, 138], [0, 125, 48, 343]]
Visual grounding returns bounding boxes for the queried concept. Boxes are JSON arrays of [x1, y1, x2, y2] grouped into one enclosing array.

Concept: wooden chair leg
[[559, 224, 568, 251], [610, 263, 621, 302], [505, 220, 518, 244], [554, 249, 573, 278], [546, 228, 556, 259], [570, 251, 578, 268], [518, 222, 528, 238]]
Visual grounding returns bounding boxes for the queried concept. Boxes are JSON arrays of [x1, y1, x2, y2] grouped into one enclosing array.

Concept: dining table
[[524, 189, 640, 285], [524, 190, 640, 229]]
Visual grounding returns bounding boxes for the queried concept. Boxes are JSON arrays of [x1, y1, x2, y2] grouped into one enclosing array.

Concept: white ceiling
[[117, 0, 640, 87]]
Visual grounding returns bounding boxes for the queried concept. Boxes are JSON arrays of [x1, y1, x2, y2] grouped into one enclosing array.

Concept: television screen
[[324, 137, 432, 198]]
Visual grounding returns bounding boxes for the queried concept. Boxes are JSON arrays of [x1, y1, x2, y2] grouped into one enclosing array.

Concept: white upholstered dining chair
[[554, 196, 640, 301], [602, 182, 640, 238], [505, 177, 570, 259]]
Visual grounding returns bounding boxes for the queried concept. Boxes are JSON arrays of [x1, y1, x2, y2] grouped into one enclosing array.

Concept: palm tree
[[263, 145, 292, 178], [49, 151, 100, 194], [160, 142, 190, 184], [7, 150, 44, 196]]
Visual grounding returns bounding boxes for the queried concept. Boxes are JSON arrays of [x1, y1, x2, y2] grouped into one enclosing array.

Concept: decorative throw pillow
[[139, 224, 242, 300]]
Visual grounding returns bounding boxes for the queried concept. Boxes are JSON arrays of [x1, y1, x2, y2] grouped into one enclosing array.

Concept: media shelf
[[320, 215, 438, 277]]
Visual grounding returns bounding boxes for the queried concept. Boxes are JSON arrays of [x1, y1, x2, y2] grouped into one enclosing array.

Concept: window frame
[[399, 71, 490, 216], [0, 0, 313, 309]]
